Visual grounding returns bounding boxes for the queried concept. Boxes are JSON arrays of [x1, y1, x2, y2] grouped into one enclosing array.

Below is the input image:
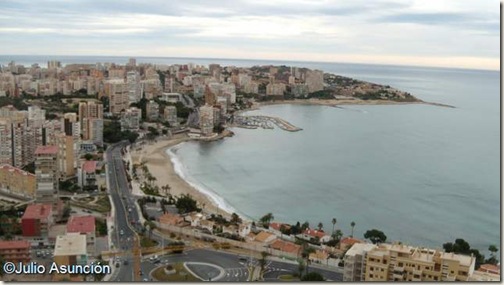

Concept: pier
[[234, 115, 302, 132]]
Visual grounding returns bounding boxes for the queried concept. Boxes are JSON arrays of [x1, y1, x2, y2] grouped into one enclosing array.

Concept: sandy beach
[[131, 133, 233, 219]]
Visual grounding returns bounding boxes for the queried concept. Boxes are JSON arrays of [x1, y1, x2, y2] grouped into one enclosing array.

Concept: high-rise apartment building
[[199, 105, 214, 136], [146, 100, 159, 121], [163, 106, 178, 127], [305, 69, 324, 93], [127, 71, 141, 104], [35, 145, 60, 215], [120, 107, 142, 131], [105, 79, 129, 115], [56, 133, 74, 178]]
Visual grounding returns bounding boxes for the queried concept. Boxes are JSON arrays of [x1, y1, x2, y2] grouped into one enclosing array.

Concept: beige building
[[78, 101, 103, 141], [105, 79, 129, 115], [53, 233, 88, 281], [266, 83, 286, 96], [343, 243, 378, 281], [305, 69, 324, 93], [345, 243, 476, 282], [55, 133, 75, 178], [0, 164, 36, 198], [35, 146, 60, 213], [199, 104, 214, 136]]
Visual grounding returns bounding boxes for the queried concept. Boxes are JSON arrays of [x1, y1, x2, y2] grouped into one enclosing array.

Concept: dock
[[234, 115, 302, 132]]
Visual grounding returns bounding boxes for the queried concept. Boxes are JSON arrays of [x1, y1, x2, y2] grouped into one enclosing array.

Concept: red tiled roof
[[478, 264, 500, 274], [270, 240, 301, 254], [340, 237, 362, 246], [67, 216, 95, 234], [303, 229, 328, 239], [82, 161, 97, 173], [0, 240, 30, 250], [269, 222, 290, 231], [35, 145, 58, 155], [22, 203, 52, 220]]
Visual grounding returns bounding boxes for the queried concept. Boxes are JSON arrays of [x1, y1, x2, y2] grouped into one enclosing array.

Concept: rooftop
[[67, 215, 95, 234], [0, 164, 35, 177], [82, 161, 98, 173], [270, 240, 301, 254], [254, 231, 276, 243], [345, 243, 377, 257], [0, 240, 30, 250], [303, 229, 328, 239], [54, 233, 87, 257], [22, 203, 52, 220], [35, 145, 58, 155]]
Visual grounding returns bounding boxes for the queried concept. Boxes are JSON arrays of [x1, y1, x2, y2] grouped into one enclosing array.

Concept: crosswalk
[[224, 267, 249, 281]]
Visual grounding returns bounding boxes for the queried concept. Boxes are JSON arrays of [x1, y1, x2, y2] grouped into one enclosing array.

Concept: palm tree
[[350, 221, 356, 238], [259, 251, 270, 276], [331, 218, 337, 239], [317, 222, 323, 231], [301, 242, 316, 276]]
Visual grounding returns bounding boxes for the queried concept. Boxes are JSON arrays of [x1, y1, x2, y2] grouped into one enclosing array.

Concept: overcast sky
[[0, 0, 499, 70]]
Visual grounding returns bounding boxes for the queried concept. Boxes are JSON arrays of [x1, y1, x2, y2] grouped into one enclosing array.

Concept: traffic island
[[151, 263, 199, 282]]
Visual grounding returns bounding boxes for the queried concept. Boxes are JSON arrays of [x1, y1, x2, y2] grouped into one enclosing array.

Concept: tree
[[259, 251, 269, 275], [317, 222, 323, 232], [297, 259, 305, 277], [301, 242, 316, 275], [301, 272, 325, 281], [331, 229, 343, 244], [443, 238, 486, 269], [259, 213, 274, 228], [175, 194, 200, 214], [331, 218, 337, 239], [364, 229, 387, 244], [486, 245, 499, 265], [231, 213, 242, 225], [84, 153, 94, 160], [350, 221, 356, 238]]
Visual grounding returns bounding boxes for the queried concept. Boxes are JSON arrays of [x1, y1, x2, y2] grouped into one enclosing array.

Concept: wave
[[166, 146, 239, 216]]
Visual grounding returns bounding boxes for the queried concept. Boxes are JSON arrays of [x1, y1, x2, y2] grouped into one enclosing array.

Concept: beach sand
[[131, 134, 233, 219]]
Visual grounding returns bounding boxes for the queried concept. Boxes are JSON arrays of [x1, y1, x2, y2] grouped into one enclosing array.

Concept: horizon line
[[0, 53, 499, 72]]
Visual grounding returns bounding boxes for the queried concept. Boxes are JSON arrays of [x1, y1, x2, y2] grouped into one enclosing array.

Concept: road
[[106, 141, 138, 281], [106, 141, 343, 282]]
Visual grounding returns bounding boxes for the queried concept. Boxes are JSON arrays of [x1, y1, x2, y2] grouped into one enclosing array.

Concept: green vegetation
[[354, 89, 417, 102], [442, 238, 486, 268], [151, 263, 199, 282], [278, 274, 296, 281], [175, 194, 200, 214], [259, 213, 274, 228], [140, 234, 158, 248], [364, 229, 387, 244], [300, 272, 325, 281], [0, 96, 29, 110], [306, 90, 334, 99], [95, 219, 107, 236], [103, 120, 139, 144]]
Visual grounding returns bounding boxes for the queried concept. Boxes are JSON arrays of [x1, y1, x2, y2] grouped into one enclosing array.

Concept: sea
[[1, 55, 500, 254]]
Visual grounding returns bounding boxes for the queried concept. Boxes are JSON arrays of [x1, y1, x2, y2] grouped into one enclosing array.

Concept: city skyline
[[0, 0, 499, 70]]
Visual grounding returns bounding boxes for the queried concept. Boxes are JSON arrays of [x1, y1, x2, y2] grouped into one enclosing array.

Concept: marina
[[234, 115, 302, 132]]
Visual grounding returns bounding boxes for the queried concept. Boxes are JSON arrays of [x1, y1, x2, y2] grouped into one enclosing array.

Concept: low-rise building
[[298, 229, 331, 244], [53, 233, 88, 281], [77, 160, 98, 189], [21, 203, 53, 238], [66, 216, 96, 256], [0, 164, 36, 199], [344, 242, 477, 282], [0, 240, 31, 263]]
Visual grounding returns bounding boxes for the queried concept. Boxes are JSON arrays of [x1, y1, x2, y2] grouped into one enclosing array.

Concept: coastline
[[133, 98, 455, 223], [131, 134, 234, 220], [256, 98, 456, 108]]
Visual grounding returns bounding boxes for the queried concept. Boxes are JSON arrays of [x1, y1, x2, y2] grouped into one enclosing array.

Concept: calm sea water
[[2, 55, 499, 253]]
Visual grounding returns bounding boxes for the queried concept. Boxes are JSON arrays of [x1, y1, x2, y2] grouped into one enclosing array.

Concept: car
[[123, 260, 129, 265], [142, 278, 149, 282], [120, 230, 124, 235], [115, 263, 120, 268], [36, 251, 41, 257]]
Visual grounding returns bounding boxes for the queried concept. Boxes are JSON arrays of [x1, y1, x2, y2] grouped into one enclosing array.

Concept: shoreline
[[131, 134, 235, 220], [256, 98, 456, 108], [133, 98, 455, 223]]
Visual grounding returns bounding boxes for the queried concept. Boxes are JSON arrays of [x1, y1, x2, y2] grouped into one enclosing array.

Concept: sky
[[0, 0, 500, 70]]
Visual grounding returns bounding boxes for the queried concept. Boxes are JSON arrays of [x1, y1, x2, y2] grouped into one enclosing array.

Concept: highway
[[106, 141, 139, 281], [105, 141, 343, 282]]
